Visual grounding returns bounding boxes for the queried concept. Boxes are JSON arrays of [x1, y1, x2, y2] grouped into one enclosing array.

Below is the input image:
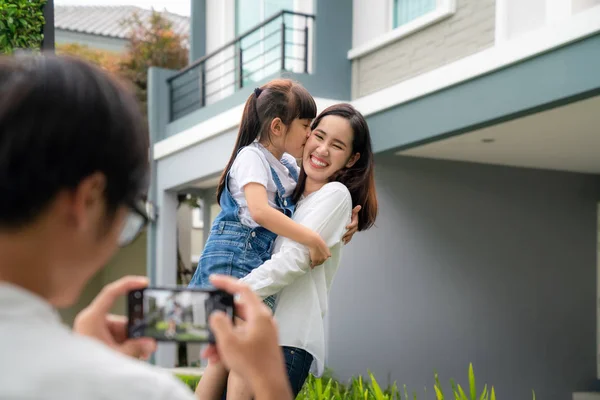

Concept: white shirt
[[240, 182, 352, 377], [0, 282, 196, 400], [229, 142, 299, 227]]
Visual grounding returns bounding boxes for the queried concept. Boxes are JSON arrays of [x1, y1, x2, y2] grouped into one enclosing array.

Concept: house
[[147, 0, 600, 398], [54, 5, 189, 53]]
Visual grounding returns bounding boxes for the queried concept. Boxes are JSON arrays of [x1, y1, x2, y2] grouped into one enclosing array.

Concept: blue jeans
[[283, 346, 314, 397], [220, 346, 313, 399]]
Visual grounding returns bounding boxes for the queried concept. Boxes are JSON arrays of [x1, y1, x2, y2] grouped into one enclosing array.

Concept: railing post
[[238, 44, 244, 89], [303, 19, 309, 74], [168, 82, 173, 122], [200, 65, 206, 107], [280, 21, 286, 72]]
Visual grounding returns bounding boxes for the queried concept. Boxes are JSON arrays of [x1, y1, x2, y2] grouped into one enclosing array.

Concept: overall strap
[[280, 156, 299, 183], [269, 165, 288, 201]]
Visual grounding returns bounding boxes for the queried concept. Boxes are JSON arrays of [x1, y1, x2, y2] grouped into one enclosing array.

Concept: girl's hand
[[342, 205, 361, 244], [308, 233, 331, 268]]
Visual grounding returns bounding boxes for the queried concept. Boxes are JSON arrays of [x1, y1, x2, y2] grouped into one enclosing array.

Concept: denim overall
[[189, 157, 298, 310]]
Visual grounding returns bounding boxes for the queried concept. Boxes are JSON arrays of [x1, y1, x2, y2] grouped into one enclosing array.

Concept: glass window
[[393, 0, 437, 28]]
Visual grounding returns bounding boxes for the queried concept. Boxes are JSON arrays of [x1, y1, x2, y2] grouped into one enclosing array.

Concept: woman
[[217, 103, 378, 399]]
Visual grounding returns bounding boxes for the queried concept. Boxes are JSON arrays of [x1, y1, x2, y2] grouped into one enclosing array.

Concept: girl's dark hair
[[216, 78, 317, 204], [0, 55, 149, 228], [293, 103, 378, 231]]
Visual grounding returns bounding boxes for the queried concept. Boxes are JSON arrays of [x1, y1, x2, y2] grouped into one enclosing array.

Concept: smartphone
[[127, 287, 234, 343]]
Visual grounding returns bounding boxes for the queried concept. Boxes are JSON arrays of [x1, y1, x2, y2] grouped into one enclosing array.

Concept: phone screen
[[129, 288, 213, 342]]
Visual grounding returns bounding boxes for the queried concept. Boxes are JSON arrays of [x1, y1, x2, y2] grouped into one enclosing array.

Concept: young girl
[[189, 78, 332, 399]]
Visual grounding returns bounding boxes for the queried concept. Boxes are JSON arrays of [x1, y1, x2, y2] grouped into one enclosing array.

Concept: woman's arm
[[240, 183, 352, 298], [244, 183, 330, 267]]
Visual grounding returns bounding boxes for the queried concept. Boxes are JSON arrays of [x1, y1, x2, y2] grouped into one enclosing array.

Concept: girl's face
[[282, 118, 313, 158], [302, 115, 359, 183]]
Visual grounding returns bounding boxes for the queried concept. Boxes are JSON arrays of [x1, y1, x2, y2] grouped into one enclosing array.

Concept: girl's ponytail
[[216, 89, 263, 204]]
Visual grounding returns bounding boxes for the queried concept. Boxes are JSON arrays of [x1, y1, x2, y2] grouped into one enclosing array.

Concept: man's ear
[[346, 153, 360, 168], [70, 172, 107, 232]]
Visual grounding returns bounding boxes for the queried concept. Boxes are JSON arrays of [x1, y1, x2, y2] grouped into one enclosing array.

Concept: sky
[[54, 0, 191, 16]]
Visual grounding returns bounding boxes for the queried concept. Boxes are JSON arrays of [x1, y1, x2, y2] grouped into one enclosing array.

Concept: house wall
[[327, 155, 600, 399], [351, 0, 496, 98], [573, 0, 600, 14], [55, 29, 128, 53]]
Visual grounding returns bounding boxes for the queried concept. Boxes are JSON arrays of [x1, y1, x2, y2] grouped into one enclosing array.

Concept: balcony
[[168, 10, 315, 122]]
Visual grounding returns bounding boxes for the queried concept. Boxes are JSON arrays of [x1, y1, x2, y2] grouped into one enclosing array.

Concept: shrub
[[0, 0, 47, 54]]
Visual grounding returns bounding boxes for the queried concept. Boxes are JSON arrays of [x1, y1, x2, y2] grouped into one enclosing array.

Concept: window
[[235, 0, 294, 86], [393, 0, 438, 28]]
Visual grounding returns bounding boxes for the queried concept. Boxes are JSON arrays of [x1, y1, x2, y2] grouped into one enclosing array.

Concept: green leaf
[[457, 384, 469, 400], [468, 364, 476, 400], [450, 380, 460, 400], [479, 384, 487, 400], [490, 387, 496, 400], [369, 371, 386, 400], [434, 385, 444, 400]]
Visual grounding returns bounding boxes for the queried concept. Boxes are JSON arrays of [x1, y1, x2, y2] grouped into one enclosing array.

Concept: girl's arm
[[244, 183, 330, 267], [240, 183, 352, 298]]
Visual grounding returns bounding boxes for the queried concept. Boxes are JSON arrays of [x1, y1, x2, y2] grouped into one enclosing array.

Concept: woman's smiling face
[[302, 115, 358, 184]]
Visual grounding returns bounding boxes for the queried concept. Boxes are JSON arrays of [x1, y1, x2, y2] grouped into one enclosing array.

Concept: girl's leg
[[225, 371, 254, 400], [195, 361, 229, 400]]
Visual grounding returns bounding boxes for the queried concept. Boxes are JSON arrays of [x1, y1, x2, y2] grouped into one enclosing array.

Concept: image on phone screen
[[130, 289, 211, 342]]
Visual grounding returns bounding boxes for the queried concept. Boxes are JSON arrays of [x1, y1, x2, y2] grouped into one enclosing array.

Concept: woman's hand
[[73, 276, 157, 360], [342, 205, 361, 244]]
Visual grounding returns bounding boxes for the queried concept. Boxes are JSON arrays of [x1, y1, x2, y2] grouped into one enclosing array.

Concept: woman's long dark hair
[[216, 79, 316, 204], [293, 103, 378, 231]]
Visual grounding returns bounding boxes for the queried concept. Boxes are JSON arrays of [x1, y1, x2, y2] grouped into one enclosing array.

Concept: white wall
[[573, 0, 600, 13], [497, 0, 600, 42], [504, 0, 546, 40], [352, 0, 390, 49], [205, 0, 236, 104]]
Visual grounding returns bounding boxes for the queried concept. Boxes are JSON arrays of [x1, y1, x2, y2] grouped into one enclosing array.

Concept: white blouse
[[240, 181, 352, 376]]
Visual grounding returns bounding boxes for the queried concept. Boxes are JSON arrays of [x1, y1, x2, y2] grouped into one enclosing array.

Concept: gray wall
[[328, 155, 600, 400], [352, 0, 496, 98]]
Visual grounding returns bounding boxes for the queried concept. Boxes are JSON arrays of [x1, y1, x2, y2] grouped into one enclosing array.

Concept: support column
[[154, 189, 179, 367], [189, 0, 207, 63]]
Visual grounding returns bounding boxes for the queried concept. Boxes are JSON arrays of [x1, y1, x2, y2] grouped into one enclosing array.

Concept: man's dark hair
[[0, 55, 149, 228]]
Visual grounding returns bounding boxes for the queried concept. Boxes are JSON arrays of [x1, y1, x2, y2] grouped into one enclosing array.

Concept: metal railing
[[168, 10, 315, 122]]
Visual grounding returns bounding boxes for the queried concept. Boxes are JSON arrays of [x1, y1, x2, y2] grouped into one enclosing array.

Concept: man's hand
[[73, 276, 156, 360], [202, 275, 293, 400], [342, 205, 361, 244]]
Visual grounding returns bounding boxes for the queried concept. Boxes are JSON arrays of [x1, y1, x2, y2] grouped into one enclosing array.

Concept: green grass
[[175, 363, 536, 400]]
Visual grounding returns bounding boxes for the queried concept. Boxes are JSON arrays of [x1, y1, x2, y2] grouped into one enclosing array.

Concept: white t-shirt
[[228, 142, 299, 227], [0, 283, 196, 400], [240, 182, 353, 376]]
